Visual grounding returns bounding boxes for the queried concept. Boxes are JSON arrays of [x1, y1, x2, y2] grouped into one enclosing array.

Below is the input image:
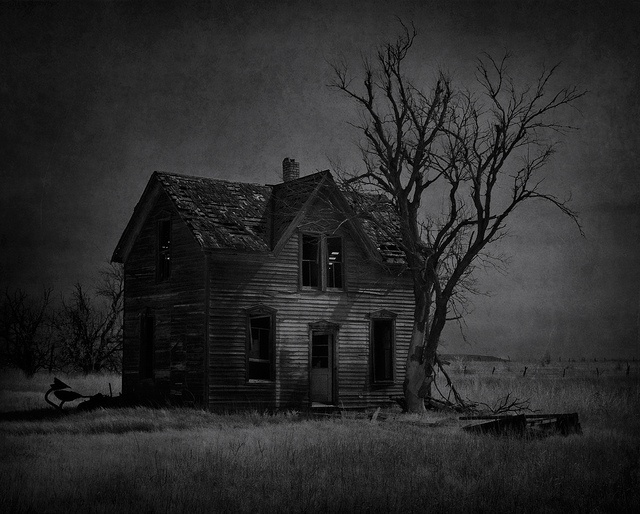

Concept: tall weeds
[[1, 362, 638, 513]]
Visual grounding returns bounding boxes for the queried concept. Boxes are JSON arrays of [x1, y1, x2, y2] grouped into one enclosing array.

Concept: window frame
[[301, 233, 321, 289], [325, 236, 344, 290], [299, 233, 345, 291], [156, 218, 172, 282], [369, 311, 397, 384], [245, 306, 277, 383]]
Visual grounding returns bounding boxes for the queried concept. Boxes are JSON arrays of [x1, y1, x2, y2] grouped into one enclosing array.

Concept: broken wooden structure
[[460, 413, 582, 437]]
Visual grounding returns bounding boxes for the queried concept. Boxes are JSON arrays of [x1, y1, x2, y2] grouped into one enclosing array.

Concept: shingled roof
[[156, 172, 271, 252], [112, 170, 404, 264], [345, 191, 405, 263]]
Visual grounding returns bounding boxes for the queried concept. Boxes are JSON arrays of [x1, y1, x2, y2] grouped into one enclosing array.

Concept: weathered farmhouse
[[112, 159, 415, 410]]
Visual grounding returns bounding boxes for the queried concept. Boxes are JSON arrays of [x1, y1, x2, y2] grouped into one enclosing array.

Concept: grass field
[[1, 360, 639, 513]]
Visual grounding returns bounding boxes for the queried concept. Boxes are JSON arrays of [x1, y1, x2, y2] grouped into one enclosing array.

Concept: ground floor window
[[371, 318, 394, 382], [247, 307, 276, 381]]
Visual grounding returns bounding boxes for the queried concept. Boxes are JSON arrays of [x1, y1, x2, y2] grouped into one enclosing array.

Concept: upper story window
[[246, 306, 276, 382], [326, 237, 343, 288], [301, 235, 320, 288], [301, 234, 344, 290], [156, 219, 171, 281]]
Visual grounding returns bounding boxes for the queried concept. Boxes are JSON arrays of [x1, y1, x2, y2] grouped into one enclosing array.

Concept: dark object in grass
[[76, 393, 138, 411], [44, 379, 84, 410], [460, 413, 582, 437], [54, 389, 84, 403], [43, 376, 191, 412], [44, 377, 126, 411]]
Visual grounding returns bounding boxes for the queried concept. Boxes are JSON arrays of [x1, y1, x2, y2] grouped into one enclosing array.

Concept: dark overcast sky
[[1, 0, 639, 360]]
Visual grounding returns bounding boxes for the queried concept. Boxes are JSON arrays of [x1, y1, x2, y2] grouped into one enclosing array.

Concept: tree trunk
[[404, 323, 430, 413], [403, 277, 449, 413], [403, 285, 434, 413]]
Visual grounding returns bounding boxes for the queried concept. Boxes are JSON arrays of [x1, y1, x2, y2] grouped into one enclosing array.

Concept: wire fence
[[442, 359, 640, 380]]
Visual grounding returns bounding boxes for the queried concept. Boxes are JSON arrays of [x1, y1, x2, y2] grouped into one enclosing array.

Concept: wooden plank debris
[[460, 413, 582, 437]]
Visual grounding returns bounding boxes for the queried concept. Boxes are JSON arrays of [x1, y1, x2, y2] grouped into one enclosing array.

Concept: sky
[[2, 0, 639, 360]]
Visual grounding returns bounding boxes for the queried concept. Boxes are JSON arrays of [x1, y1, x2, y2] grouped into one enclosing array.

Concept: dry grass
[[1, 362, 639, 513]]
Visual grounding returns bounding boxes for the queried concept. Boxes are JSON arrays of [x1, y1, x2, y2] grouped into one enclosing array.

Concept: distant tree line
[[0, 263, 123, 376]]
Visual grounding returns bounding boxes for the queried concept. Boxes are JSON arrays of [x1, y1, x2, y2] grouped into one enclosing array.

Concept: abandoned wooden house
[[111, 158, 415, 410]]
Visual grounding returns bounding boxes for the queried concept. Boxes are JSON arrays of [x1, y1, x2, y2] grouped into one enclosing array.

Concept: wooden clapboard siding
[[117, 171, 415, 411], [122, 190, 207, 403], [206, 196, 414, 409]]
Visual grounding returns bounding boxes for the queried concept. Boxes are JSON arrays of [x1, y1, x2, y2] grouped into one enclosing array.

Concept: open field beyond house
[[1, 360, 639, 513]]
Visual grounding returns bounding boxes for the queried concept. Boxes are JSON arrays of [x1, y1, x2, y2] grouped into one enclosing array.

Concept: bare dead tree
[[0, 287, 54, 376], [55, 263, 124, 374], [330, 23, 585, 413]]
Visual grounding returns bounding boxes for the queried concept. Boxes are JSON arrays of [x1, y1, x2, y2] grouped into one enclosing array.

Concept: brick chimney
[[282, 158, 300, 182]]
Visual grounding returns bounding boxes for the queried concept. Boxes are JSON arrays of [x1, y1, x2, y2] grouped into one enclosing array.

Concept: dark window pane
[[327, 237, 342, 261], [312, 334, 330, 368], [328, 263, 343, 288], [302, 235, 320, 287], [303, 262, 319, 287], [249, 360, 271, 380], [327, 237, 343, 288], [312, 357, 329, 368], [313, 344, 328, 357], [249, 315, 272, 380], [372, 319, 393, 381], [302, 235, 319, 260]]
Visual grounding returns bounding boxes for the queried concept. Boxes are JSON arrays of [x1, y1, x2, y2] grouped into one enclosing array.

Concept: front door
[[310, 332, 333, 403]]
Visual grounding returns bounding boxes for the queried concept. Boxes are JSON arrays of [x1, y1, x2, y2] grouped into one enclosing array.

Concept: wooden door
[[310, 332, 333, 403]]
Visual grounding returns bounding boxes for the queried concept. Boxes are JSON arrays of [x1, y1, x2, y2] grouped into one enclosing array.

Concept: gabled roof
[[112, 172, 272, 263], [112, 170, 403, 265], [271, 171, 330, 247]]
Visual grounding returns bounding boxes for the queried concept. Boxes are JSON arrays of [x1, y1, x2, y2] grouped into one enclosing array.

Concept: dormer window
[[300, 234, 344, 290], [156, 219, 171, 281]]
